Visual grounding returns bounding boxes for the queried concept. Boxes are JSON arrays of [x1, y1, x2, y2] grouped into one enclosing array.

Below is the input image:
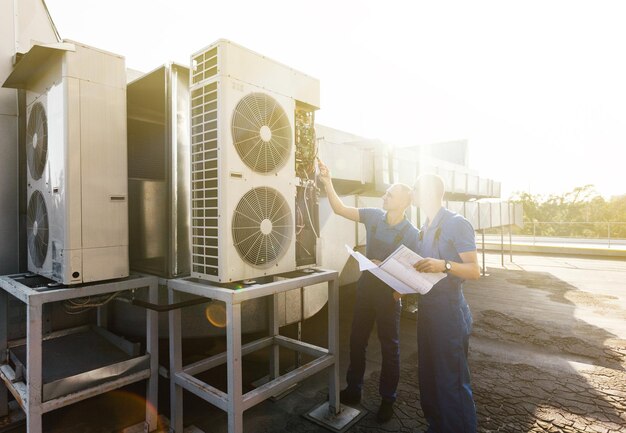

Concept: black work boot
[[339, 388, 361, 405], [376, 399, 394, 423]]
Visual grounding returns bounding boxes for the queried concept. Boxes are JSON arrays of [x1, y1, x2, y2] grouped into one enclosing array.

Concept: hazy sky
[[45, 0, 626, 199]]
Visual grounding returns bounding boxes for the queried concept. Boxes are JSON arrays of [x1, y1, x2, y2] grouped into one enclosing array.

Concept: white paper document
[[345, 244, 446, 295]]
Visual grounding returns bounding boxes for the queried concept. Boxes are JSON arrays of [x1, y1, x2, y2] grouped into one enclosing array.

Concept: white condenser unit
[[190, 39, 320, 282], [3, 41, 129, 284]]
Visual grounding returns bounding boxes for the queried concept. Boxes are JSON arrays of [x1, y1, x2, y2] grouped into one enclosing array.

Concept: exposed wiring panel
[[295, 107, 317, 179], [295, 104, 319, 267], [295, 183, 318, 267]]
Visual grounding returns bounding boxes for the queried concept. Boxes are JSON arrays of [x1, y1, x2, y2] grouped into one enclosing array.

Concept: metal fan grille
[[232, 187, 293, 267], [26, 102, 48, 181], [231, 93, 292, 173], [27, 190, 49, 268]]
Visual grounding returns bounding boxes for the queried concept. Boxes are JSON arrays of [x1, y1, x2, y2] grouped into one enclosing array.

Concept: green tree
[[510, 185, 626, 238]]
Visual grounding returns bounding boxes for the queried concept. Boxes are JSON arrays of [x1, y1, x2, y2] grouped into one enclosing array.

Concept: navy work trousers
[[346, 276, 401, 402], [418, 289, 477, 433]]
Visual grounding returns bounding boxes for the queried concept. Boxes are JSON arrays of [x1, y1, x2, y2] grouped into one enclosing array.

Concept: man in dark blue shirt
[[412, 173, 481, 433], [318, 159, 419, 423]]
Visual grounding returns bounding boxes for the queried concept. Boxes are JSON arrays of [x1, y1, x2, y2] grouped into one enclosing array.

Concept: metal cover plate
[[303, 401, 366, 433]]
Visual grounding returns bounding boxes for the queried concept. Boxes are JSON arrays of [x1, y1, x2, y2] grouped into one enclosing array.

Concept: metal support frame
[[481, 230, 486, 277], [500, 227, 505, 265], [0, 274, 160, 433], [509, 203, 514, 263], [167, 269, 346, 433]]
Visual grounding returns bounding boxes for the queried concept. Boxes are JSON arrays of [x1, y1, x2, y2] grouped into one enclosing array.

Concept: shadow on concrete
[[466, 267, 626, 432]]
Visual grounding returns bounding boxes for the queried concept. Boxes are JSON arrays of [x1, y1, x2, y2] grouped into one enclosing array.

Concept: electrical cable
[[303, 180, 319, 239], [63, 291, 124, 314]]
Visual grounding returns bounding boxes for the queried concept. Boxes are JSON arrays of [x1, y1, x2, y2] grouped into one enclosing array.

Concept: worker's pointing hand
[[317, 158, 331, 185]]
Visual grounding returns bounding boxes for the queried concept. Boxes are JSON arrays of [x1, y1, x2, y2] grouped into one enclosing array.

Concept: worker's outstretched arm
[[317, 159, 360, 222]]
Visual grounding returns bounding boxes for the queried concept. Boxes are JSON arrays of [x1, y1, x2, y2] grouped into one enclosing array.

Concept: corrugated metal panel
[[190, 81, 219, 277], [479, 178, 490, 196], [493, 181, 502, 198], [453, 172, 467, 194], [490, 202, 501, 227], [467, 174, 479, 195], [0, 115, 18, 274], [447, 201, 465, 215], [465, 201, 479, 229], [191, 46, 218, 85], [500, 202, 510, 225], [437, 167, 455, 193], [478, 202, 491, 230], [318, 139, 375, 184]]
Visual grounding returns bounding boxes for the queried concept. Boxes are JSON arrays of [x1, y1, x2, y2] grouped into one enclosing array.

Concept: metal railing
[[517, 221, 626, 248]]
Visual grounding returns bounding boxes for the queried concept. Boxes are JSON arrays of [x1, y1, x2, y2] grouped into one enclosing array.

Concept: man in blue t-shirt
[[412, 173, 481, 433], [318, 159, 419, 423]]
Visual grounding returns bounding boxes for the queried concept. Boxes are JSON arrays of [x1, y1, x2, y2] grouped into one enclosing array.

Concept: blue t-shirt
[[359, 208, 420, 261], [417, 207, 476, 262]]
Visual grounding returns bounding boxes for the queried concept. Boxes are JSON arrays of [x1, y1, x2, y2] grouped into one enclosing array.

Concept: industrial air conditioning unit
[[3, 41, 129, 285], [190, 39, 320, 283]]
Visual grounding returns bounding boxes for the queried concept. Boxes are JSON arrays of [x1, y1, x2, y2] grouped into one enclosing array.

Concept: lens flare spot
[[205, 301, 227, 328]]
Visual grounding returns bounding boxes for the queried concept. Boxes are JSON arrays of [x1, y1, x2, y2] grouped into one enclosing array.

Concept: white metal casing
[[191, 39, 320, 109], [190, 40, 320, 282], [17, 41, 129, 284]]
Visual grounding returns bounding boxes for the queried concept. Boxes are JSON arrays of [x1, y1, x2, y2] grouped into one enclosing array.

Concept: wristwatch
[[443, 260, 452, 273]]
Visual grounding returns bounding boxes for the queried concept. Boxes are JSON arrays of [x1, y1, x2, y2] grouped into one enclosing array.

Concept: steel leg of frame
[[268, 294, 279, 381], [327, 278, 340, 415], [146, 281, 159, 431], [305, 275, 365, 431], [169, 288, 183, 433], [226, 302, 243, 433], [26, 300, 43, 432]]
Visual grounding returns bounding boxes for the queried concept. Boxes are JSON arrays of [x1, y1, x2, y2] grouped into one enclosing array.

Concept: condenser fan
[[232, 187, 293, 266], [26, 102, 48, 180], [27, 190, 49, 268], [231, 93, 292, 173]]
